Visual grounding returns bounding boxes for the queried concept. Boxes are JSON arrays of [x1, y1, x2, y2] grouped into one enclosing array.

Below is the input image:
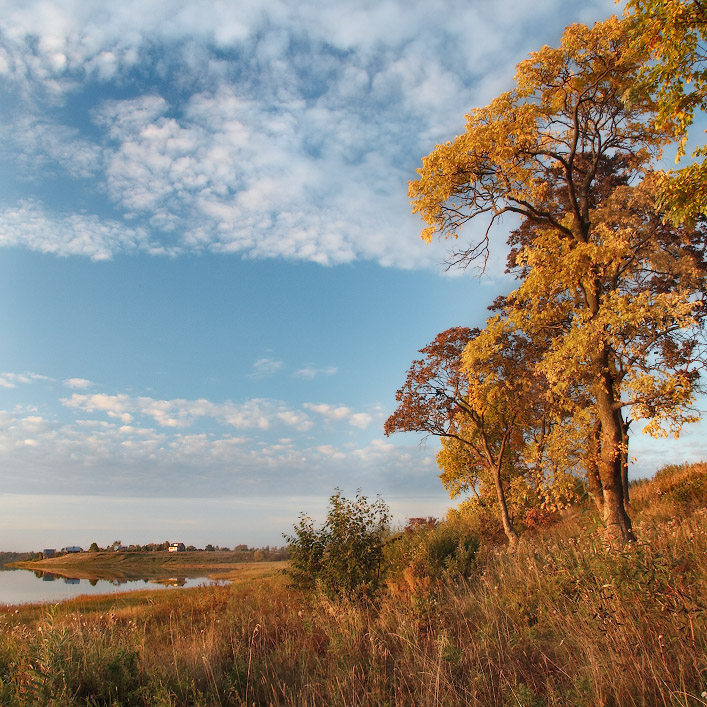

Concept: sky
[[1, 0, 705, 551]]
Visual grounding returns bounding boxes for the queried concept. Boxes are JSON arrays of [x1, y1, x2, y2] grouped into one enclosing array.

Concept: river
[[0, 567, 221, 605]]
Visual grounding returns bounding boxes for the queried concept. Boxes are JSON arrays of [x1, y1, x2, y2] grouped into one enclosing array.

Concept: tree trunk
[[596, 368, 635, 544], [620, 414, 630, 507], [586, 419, 604, 512], [491, 463, 519, 550]]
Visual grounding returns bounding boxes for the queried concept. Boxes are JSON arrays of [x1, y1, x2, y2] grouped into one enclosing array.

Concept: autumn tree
[[385, 323, 551, 548], [409, 17, 706, 543], [626, 0, 707, 222], [514, 180, 704, 530], [504, 158, 706, 509]]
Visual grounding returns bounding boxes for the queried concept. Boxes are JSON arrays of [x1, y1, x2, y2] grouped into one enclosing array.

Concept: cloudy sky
[[1, 0, 704, 550]]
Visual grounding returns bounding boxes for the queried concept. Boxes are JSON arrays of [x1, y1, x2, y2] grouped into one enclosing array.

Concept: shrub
[[385, 517, 479, 607], [285, 489, 390, 601]]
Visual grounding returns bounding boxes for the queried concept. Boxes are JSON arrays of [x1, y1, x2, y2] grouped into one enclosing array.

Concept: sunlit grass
[[1, 462, 706, 705]]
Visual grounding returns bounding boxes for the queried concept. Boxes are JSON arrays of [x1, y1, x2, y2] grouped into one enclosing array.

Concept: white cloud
[[63, 378, 93, 389], [0, 372, 50, 388], [294, 366, 338, 380], [0, 0, 618, 270], [349, 412, 372, 429], [61, 391, 376, 434], [304, 402, 372, 429], [304, 403, 352, 420], [0, 405, 443, 498], [61, 392, 319, 433], [251, 358, 284, 379], [1, 114, 101, 180], [276, 410, 313, 432], [0, 200, 162, 260]]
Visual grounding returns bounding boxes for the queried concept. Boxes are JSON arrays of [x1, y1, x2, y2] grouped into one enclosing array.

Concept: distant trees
[[62, 541, 287, 558], [402, 17, 706, 545]]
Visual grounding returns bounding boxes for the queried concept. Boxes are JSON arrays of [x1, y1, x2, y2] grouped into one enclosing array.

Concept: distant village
[[33, 542, 289, 561]]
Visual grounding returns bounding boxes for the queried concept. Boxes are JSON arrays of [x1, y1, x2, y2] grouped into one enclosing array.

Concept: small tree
[[385, 323, 552, 549], [284, 490, 390, 601]]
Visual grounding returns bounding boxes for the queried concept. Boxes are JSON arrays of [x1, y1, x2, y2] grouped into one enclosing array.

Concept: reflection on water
[[0, 567, 221, 606]]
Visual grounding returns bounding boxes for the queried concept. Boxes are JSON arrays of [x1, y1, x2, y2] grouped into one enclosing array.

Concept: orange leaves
[[401, 13, 706, 543], [409, 17, 664, 267], [626, 0, 707, 221]]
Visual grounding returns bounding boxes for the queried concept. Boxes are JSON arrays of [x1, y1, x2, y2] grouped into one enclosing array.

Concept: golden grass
[[1, 462, 706, 706]]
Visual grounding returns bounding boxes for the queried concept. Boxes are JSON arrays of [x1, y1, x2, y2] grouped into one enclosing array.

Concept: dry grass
[[1, 462, 706, 705]]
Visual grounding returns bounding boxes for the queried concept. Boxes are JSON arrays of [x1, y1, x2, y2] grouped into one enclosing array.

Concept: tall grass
[[1, 462, 706, 705]]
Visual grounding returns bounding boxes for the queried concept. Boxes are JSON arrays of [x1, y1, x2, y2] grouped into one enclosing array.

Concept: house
[[168, 542, 186, 553], [43, 548, 56, 558], [63, 546, 84, 553]]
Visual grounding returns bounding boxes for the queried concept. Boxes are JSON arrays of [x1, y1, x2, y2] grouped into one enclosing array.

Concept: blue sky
[[1, 0, 705, 551]]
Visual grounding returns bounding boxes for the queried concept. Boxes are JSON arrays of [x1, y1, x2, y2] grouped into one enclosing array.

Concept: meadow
[[1, 462, 706, 706]]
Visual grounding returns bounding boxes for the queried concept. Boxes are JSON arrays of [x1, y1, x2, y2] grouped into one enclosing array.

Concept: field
[[1, 462, 706, 706], [12, 551, 287, 581]]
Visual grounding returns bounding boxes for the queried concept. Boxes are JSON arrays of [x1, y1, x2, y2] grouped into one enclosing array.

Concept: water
[[0, 567, 221, 606]]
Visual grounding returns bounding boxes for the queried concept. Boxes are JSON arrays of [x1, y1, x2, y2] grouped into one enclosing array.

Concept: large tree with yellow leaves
[[409, 17, 706, 543]]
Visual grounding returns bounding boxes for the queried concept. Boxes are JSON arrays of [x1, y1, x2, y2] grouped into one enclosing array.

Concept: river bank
[[11, 551, 288, 581]]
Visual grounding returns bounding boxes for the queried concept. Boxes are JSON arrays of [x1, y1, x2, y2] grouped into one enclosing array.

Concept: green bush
[[385, 518, 479, 595], [285, 489, 390, 601]]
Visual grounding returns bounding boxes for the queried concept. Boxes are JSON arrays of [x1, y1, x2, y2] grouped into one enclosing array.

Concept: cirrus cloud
[[0, 0, 618, 269]]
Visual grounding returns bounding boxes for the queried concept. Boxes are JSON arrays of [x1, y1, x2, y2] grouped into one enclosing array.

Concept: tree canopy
[[626, 0, 707, 222], [385, 323, 559, 548], [402, 17, 706, 544]]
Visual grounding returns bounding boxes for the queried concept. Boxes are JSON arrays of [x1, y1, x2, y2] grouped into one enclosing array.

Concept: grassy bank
[[13, 552, 287, 581], [1, 462, 706, 705], [0, 553, 32, 567]]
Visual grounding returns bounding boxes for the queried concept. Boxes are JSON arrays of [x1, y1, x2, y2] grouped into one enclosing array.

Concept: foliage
[[385, 324, 554, 548], [0, 552, 32, 567], [408, 16, 707, 544], [410, 17, 663, 264], [385, 517, 479, 612], [284, 489, 390, 601], [626, 0, 707, 222]]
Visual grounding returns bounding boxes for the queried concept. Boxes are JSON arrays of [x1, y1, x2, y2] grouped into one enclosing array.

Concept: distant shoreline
[[11, 551, 288, 582]]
